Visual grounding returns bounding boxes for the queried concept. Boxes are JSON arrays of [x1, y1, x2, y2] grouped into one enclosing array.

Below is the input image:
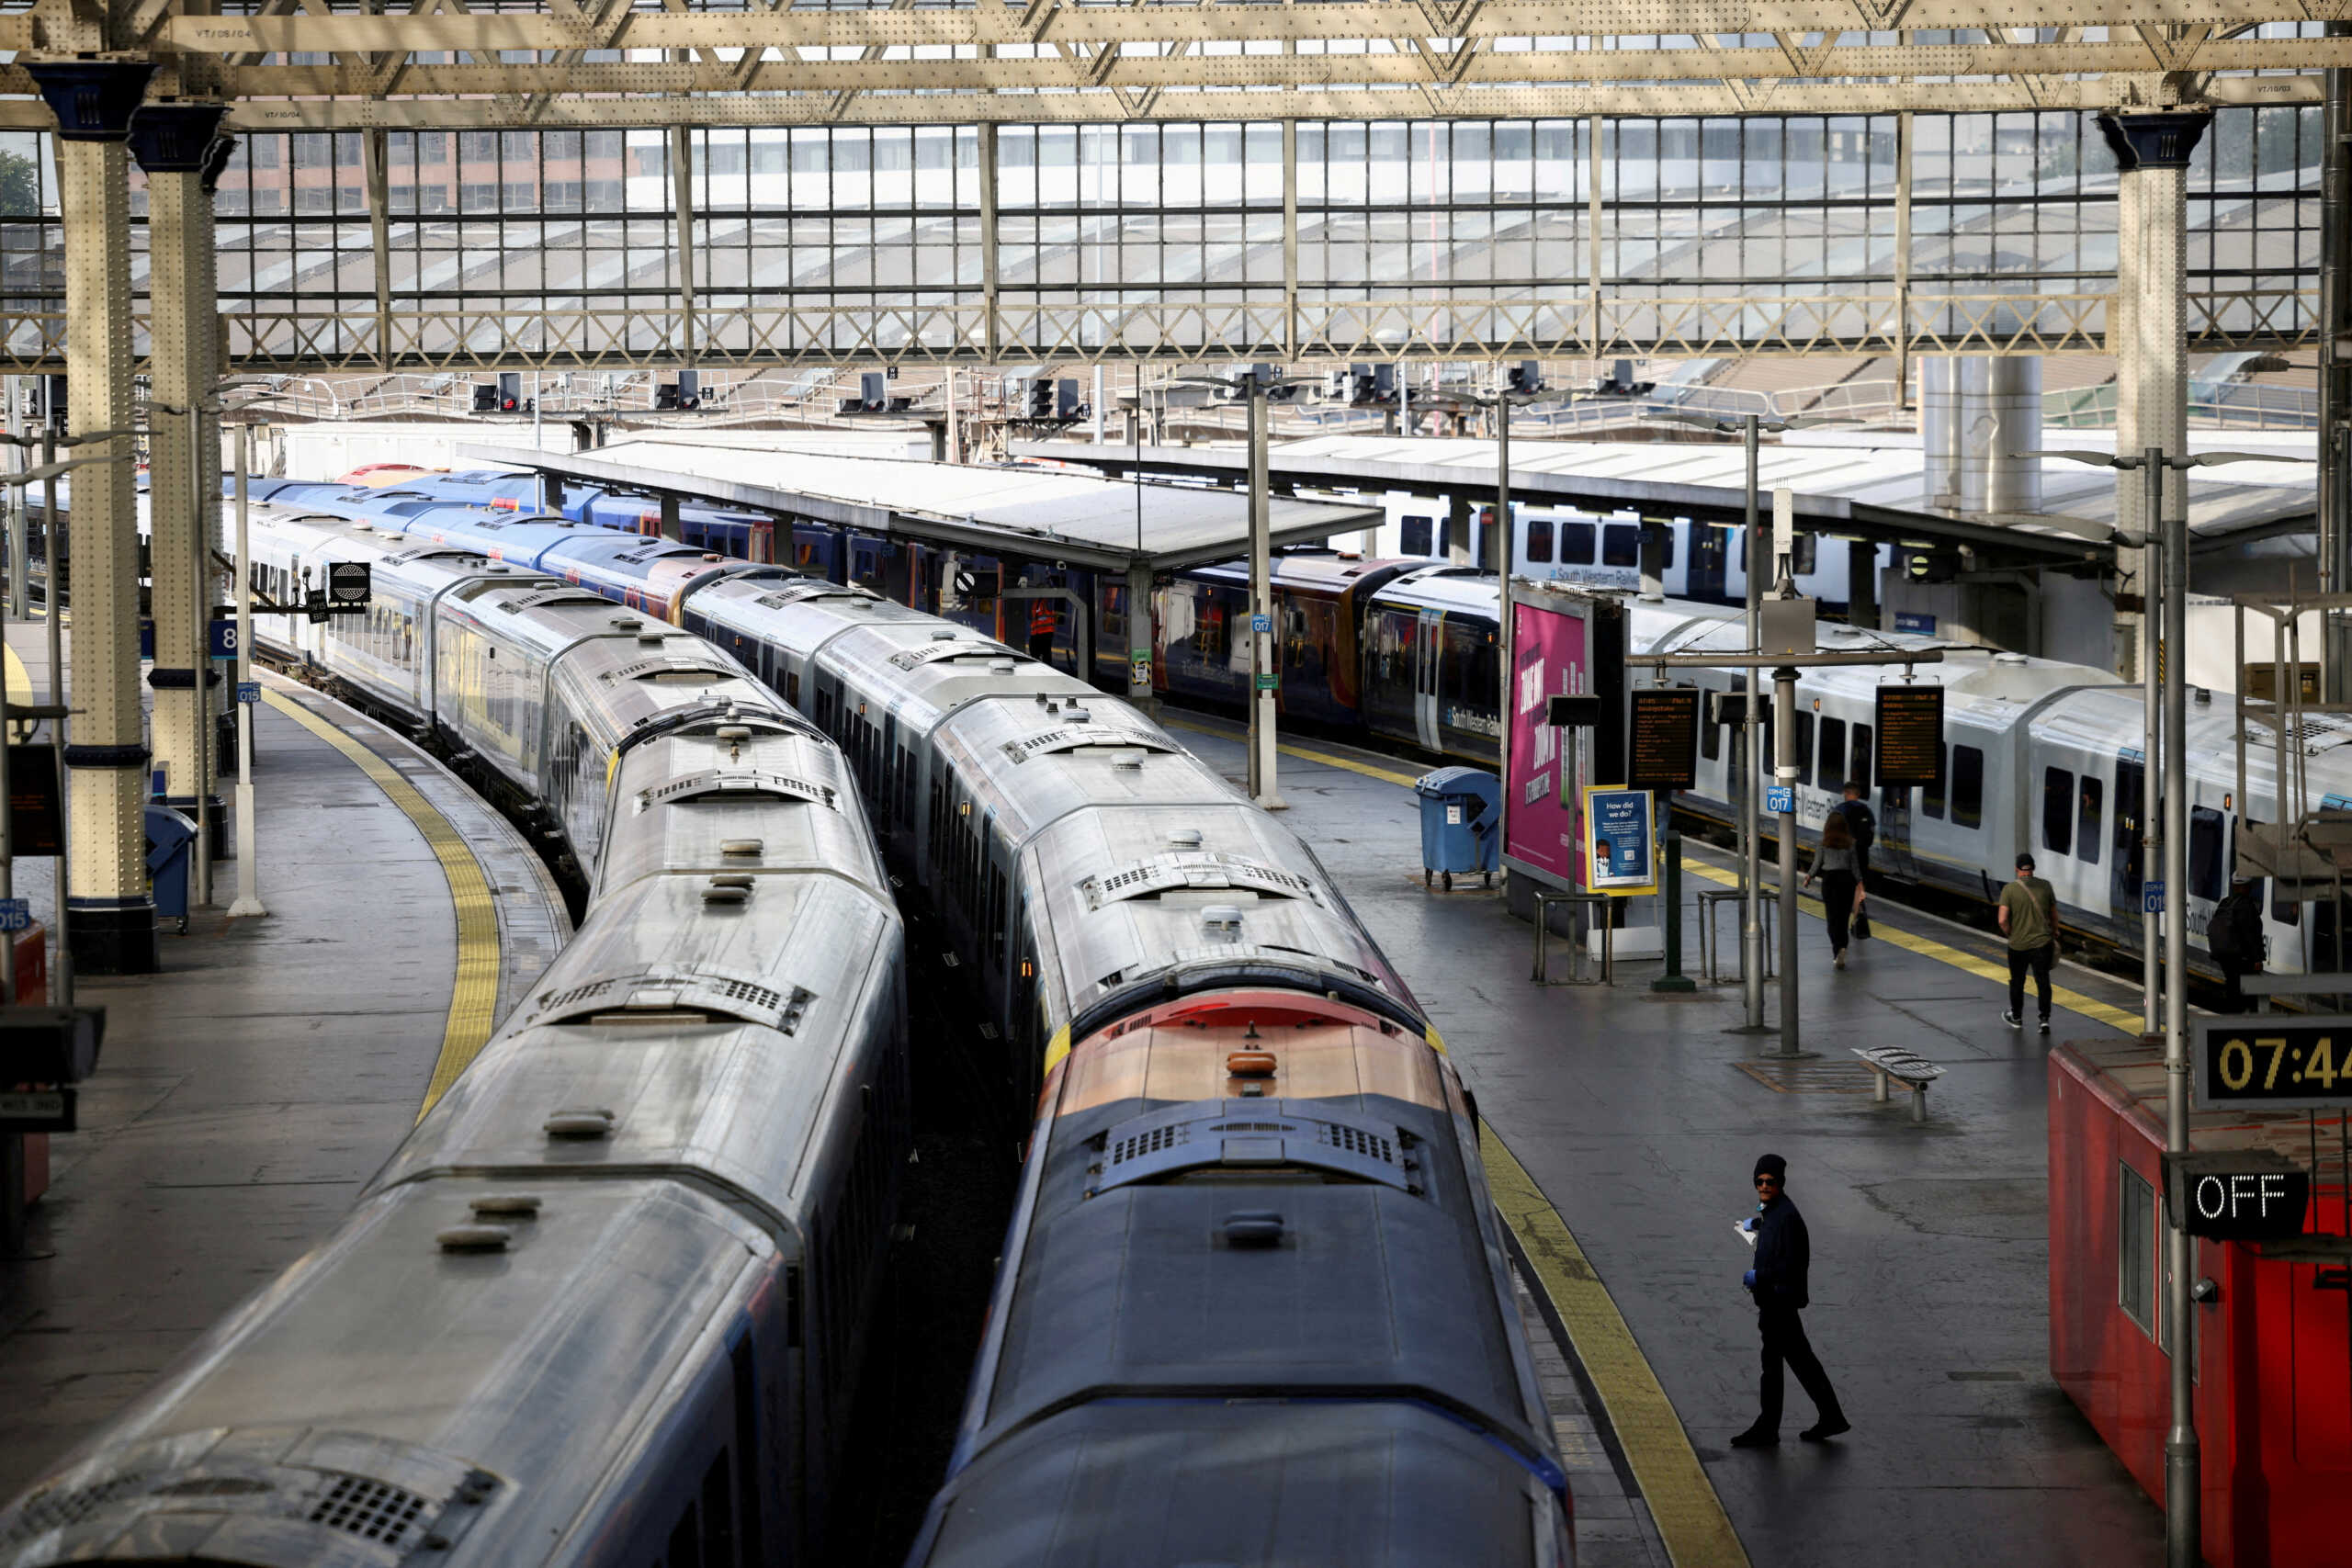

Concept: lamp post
[[2021, 442, 2311, 1568]]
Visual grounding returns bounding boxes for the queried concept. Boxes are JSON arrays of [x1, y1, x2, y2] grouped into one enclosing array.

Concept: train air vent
[[638, 769, 837, 811], [529, 969, 809, 1032], [544, 1108, 615, 1139], [720, 838, 763, 857], [1000, 728, 1171, 765], [1079, 852, 1321, 909], [1089, 1103, 1413, 1196], [1168, 828, 1204, 848], [888, 637, 1004, 671], [1202, 905, 1244, 933], [613, 657, 733, 683]]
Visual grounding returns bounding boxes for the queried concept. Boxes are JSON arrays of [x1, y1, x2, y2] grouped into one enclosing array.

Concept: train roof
[[1186, 551, 1411, 595], [1367, 566, 1503, 618]]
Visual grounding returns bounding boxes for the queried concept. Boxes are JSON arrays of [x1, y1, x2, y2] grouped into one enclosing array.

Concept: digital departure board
[[1874, 685, 1945, 787], [2194, 1018, 2352, 1111], [1627, 687, 1701, 791]]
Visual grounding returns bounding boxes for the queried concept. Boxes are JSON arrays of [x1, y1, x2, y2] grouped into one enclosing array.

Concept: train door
[[2034, 750, 2110, 928], [1683, 522, 1728, 603], [1413, 608, 1443, 751], [2111, 752, 2146, 914]]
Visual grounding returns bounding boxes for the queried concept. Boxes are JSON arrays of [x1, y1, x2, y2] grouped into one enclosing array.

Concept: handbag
[[1851, 891, 1871, 942]]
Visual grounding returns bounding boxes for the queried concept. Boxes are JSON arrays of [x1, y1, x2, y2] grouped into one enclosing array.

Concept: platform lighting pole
[[228, 423, 265, 919], [1246, 370, 1283, 809], [2142, 467, 2164, 1039], [40, 424, 64, 1006], [1742, 416, 1767, 1032]]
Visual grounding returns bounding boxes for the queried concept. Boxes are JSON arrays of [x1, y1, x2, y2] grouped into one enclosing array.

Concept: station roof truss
[[0, 1, 2338, 128], [458, 438, 1384, 571], [1014, 431, 2320, 570]]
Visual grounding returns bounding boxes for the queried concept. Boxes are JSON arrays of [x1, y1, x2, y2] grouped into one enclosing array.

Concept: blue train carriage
[[1360, 566, 1507, 760], [1153, 552, 1422, 726]]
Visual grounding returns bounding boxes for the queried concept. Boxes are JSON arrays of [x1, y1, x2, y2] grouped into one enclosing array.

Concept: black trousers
[[2007, 942, 2054, 1020], [1758, 1303, 1841, 1431], [1027, 630, 1055, 663], [1820, 870, 1859, 954], [2220, 960, 2258, 1013]]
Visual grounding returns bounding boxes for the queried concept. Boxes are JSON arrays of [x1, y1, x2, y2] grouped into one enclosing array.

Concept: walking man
[[1999, 851, 2058, 1035], [1732, 1153, 1848, 1447], [1836, 780, 1876, 886], [2207, 874, 2265, 1012]]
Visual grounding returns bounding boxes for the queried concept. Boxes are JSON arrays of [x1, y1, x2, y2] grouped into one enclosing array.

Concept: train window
[[1600, 525, 1640, 568], [2042, 767, 2075, 856], [1921, 746, 1947, 819], [701, 1453, 738, 1568], [1951, 745, 1984, 829], [1699, 695, 1722, 761], [1818, 718, 1845, 794], [1848, 724, 1871, 792], [1399, 515, 1434, 556], [2118, 1162, 2155, 1337], [1792, 531, 1817, 576], [1660, 527, 1677, 570], [1524, 516, 1554, 564], [2114, 761, 2144, 898], [2076, 778, 2104, 867], [1560, 521, 1596, 565], [1794, 713, 1814, 788], [2260, 822, 2298, 923], [2189, 807, 2226, 902]]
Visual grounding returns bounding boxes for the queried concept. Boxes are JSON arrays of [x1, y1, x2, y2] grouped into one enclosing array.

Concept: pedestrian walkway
[[0, 625, 568, 1501], [1168, 710, 2165, 1568]]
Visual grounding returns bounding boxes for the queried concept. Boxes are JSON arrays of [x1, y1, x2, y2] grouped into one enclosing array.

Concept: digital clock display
[[2194, 1018, 2352, 1111]]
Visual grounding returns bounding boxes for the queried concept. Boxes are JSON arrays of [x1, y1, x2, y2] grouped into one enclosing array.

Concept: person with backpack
[[1835, 781, 1877, 940], [2207, 875, 2265, 1013]]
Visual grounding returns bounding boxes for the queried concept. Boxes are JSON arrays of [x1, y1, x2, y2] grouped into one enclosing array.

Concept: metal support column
[[1740, 416, 1766, 1033], [229, 423, 265, 919], [130, 102, 230, 899], [1246, 379, 1283, 810], [1585, 117, 1604, 363], [1125, 562, 1154, 710], [978, 124, 1001, 364], [28, 62, 159, 975], [2324, 44, 2352, 699], [364, 128, 392, 372], [1894, 113, 1914, 409], [1774, 662, 1802, 1056], [2159, 451, 2200, 1568], [2100, 111, 2206, 684], [670, 124, 697, 368], [1282, 119, 1298, 361]]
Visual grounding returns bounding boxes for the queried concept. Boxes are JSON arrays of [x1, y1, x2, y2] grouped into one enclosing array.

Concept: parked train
[[0, 507, 909, 1568], [210, 465, 2340, 981], [671, 571, 1571, 1564]]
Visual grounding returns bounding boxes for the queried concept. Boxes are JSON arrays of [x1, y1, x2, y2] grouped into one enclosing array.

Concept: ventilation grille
[[1108, 1120, 1190, 1168], [639, 769, 836, 811], [1320, 1122, 1396, 1165], [614, 658, 733, 683], [531, 969, 814, 1032], [307, 1474, 428, 1550], [1080, 851, 1319, 909], [537, 976, 616, 1012], [1001, 728, 1174, 765], [1089, 1103, 1416, 1196], [2, 1474, 147, 1543]]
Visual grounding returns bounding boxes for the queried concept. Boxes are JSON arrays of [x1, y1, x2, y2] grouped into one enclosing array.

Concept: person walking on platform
[[1999, 851, 2058, 1035], [2207, 875, 2265, 1012], [1835, 780, 1876, 886], [1731, 1153, 1848, 1448], [1803, 810, 1865, 970], [1027, 583, 1058, 665]]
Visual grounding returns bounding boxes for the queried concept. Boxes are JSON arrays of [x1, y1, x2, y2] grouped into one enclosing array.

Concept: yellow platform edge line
[[1481, 1124, 1750, 1568], [1677, 856, 2141, 1034], [261, 689, 503, 1119]]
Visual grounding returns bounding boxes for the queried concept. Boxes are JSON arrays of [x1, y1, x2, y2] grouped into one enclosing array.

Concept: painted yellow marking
[[1677, 855, 2141, 1034], [1162, 716, 1422, 788], [1042, 1022, 1071, 1076], [2, 638, 28, 737], [1481, 1125, 1749, 1568], [263, 689, 502, 1119]]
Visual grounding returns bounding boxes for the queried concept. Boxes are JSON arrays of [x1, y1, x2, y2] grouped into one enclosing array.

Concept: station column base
[[68, 898, 161, 975]]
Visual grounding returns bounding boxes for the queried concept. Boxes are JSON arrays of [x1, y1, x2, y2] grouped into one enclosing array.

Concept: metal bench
[[1853, 1045, 1944, 1122]]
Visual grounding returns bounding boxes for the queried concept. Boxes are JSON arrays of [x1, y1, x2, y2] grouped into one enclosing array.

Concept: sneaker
[[1834, 950, 1847, 970], [2002, 1010, 2021, 1030], [1729, 1425, 1780, 1449], [1800, 1416, 1851, 1443], [2039, 1018, 2052, 1036]]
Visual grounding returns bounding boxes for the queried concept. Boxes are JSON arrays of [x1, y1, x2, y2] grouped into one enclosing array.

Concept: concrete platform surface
[[0, 627, 568, 1502], [1167, 712, 2165, 1568]]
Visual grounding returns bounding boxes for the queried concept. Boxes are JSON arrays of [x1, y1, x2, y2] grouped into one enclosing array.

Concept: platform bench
[[1854, 1046, 1944, 1122]]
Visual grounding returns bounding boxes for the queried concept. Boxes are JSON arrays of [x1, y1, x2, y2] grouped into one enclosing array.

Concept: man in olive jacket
[[1732, 1152, 1849, 1447]]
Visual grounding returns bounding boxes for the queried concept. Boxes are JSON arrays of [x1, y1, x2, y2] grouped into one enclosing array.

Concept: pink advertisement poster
[[1505, 597, 1590, 889]]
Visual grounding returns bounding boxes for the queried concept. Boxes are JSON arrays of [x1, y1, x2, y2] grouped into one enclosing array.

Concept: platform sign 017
[[2194, 1017, 2352, 1111], [1626, 687, 1701, 792], [1874, 684, 1945, 787]]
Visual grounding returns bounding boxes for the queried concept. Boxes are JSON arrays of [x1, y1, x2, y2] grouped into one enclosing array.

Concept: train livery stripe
[[1675, 855, 2143, 1034], [261, 688, 503, 1118], [1480, 1125, 1750, 1568]]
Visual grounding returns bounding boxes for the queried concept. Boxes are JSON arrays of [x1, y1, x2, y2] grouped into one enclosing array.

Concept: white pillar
[[27, 62, 158, 974]]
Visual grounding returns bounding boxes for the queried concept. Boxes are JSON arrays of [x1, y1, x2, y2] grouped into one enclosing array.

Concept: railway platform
[[0, 623, 569, 1502], [1165, 709, 2165, 1568]]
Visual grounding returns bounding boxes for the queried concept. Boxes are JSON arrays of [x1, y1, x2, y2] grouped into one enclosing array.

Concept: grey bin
[[145, 804, 198, 931], [1411, 766, 1501, 891]]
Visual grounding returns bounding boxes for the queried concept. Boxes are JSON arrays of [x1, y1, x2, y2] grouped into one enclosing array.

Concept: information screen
[[1626, 688, 1701, 792], [2194, 1018, 2352, 1111], [1875, 685, 1945, 787]]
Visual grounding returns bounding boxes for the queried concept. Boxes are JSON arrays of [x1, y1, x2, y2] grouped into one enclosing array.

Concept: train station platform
[[1163, 709, 2165, 1568], [0, 624, 569, 1501]]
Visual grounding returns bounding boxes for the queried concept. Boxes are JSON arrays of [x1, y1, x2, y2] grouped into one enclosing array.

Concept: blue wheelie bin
[[1412, 766, 1502, 890], [146, 804, 198, 933]]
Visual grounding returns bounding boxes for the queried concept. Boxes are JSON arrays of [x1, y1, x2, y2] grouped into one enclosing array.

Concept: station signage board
[[2193, 1018, 2352, 1112], [1626, 688, 1701, 792], [1875, 685, 1945, 787], [2163, 1150, 2310, 1241]]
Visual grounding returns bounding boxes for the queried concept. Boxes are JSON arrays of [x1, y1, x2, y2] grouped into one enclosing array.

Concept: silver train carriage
[[673, 576, 1574, 1566], [0, 505, 908, 1568]]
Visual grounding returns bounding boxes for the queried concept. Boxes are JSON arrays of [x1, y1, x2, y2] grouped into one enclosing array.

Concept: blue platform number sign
[[1765, 784, 1794, 815], [1250, 613, 1272, 635], [0, 898, 28, 932], [209, 619, 237, 660], [236, 681, 260, 705], [1583, 785, 1657, 895], [2144, 879, 2165, 915]]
